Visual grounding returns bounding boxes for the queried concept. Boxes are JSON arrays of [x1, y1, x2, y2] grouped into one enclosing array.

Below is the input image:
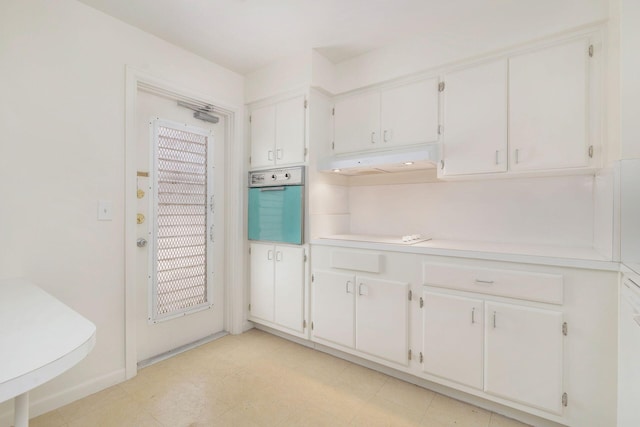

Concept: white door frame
[[124, 66, 246, 379]]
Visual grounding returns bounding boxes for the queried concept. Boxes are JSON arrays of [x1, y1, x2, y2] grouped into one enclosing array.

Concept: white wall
[[347, 175, 595, 247], [0, 0, 243, 422]]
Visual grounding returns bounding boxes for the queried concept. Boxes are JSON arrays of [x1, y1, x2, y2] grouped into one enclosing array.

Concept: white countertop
[[0, 278, 96, 403], [313, 235, 619, 271]]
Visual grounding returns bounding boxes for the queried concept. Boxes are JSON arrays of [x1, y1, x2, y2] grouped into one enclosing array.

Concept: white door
[[275, 96, 306, 166], [509, 39, 590, 171], [311, 270, 355, 348], [273, 245, 305, 332], [249, 243, 275, 322], [422, 291, 483, 389], [355, 277, 409, 365], [441, 60, 508, 176], [484, 301, 563, 414], [380, 78, 440, 147], [136, 89, 225, 363], [333, 92, 380, 154], [250, 104, 276, 169]]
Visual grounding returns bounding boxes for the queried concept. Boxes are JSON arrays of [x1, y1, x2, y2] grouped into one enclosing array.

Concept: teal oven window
[[248, 186, 303, 244]]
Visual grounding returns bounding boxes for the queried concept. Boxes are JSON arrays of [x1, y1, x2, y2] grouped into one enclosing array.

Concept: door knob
[[137, 238, 147, 248]]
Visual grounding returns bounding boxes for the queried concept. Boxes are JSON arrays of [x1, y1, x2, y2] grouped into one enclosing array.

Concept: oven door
[[248, 185, 303, 244]]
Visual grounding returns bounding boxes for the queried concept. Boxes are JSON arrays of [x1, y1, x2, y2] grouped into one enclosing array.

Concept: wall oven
[[248, 166, 305, 245]]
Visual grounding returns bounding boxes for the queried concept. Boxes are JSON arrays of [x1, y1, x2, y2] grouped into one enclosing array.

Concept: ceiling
[[77, 0, 607, 75]]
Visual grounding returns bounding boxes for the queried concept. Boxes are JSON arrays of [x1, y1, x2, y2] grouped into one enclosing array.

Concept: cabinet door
[[275, 95, 306, 166], [381, 78, 439, 147], [249, 243, 275, 322], [311, 270, 355, 348], [485, 302, 563, 414], [423, 292, 483, 389], [250, 104, 276, 168], [441, 60, 508, 176], [274, 246, 305, 332], [509, 39, 590, 171], [356, 277, 409, 365], [333, 92, 380, 154]]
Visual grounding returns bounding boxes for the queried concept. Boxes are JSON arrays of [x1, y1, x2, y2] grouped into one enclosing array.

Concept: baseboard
[[0, 369, 126, 427]]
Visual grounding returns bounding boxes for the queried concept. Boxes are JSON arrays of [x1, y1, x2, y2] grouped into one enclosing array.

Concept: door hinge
[[408, 290, 413, 301], [304, 254, 308, 262], [249, 115, 252, 123], [440, 160, 445, 170], [588, 145, 594, 158], [248, 303, 251, 311], [420, 352, 424, 363], [304, 147, 308, 156], [312, 274, 315, 282], [311, 321, 314, 330], [303, 319, 307, 329], [438, 124, 443, 135], [588, 44, 594, 58], [420, 297, 424, 308], [304, 99, 308, 108], [562, 322, 568, 336], [249, 247, 251, 254], [438, 81, 445, 92], [332, 107, 335, 116], [249, 156, 252, 165], [562, 392, 568, 407], [408, 349, 412, 360], [331, 141, 335, 150]]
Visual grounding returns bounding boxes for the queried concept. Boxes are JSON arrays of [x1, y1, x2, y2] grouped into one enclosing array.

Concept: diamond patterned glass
[[154, 124, 209, 317]]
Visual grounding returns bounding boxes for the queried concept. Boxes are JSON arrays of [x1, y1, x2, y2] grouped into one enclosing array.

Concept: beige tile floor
[[30, 329, 530, 427]]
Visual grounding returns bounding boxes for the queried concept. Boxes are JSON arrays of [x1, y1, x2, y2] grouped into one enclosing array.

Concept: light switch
[[98, 200, 113, 221]]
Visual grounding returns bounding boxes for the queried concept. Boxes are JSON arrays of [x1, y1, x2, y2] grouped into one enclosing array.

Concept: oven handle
[[260, 186, 286, 192]]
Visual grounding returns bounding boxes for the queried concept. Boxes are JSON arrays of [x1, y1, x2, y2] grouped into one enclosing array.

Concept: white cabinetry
[[440, 59, 508, 176], [484, 302, 564, 414], [249, 243, 306, 335], [333, 78, 439, 155], [250, 95, 306, 168], [422, 292, 484, 389], [509, 39, 590, 171], [439, 37, 595, 177], [312, 270, 409, 365]]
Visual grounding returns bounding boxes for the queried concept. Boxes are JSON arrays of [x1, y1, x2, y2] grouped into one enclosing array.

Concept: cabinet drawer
[[423, 263, 563, 304], [331, 250, 382, 273]]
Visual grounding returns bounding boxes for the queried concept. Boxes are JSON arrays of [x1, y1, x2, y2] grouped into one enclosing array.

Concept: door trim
[[124, 66, 245, 379]]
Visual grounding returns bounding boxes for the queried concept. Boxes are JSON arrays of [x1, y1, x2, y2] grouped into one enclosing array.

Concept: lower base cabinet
[[312, 270, 409, 366], [422, 292, 484, 389], [422, 289, 564, 414], [249, 243, 305, 334], [484, 301, 564, 414]]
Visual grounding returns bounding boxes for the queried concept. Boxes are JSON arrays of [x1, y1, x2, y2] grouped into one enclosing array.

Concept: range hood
[[318, 144, 441, 175]]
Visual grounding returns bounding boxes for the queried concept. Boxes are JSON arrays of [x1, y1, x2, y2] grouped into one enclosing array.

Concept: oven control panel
[[249, 166, 305, 187]]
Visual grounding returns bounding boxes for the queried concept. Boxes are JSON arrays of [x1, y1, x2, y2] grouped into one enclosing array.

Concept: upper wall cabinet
[[439, 37, 597, 178], [250, 95, 306, 169], [508, 39, 590, 171], [333, 78, 439, 155], [440, 59, 508, 177]]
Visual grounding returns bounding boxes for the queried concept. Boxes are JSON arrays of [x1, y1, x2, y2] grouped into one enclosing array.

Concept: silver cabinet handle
[[370, 132, 376, 144], [137, 238, 147, 248], [267, 250, 273, 261], [275, 251, 282, 262], [475, 279, 494, 285], [514, 148, 520, 164], [471, 307, 476, 324], [495, 150, 499, 165], [276, 148, 283, 160], [383, 130, 389, 142], [268, 150, 274, 161], [346, 281, 352, 294]]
